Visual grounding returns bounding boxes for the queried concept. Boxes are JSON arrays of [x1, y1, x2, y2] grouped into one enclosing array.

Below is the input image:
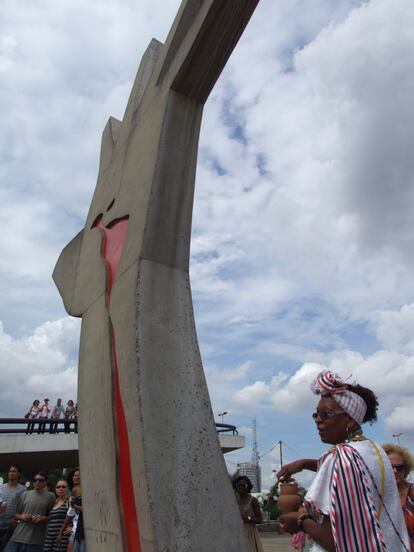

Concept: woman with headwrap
[[276, 370, 410, 552]]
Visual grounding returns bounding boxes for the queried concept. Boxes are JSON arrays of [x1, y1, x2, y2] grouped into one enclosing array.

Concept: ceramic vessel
[[278, 480, 301, 514]]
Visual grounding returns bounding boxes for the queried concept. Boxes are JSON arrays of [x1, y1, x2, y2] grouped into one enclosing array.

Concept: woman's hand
[[277, 458, 317, 481], [277, 460, 305, 481], [279, 512, 301, 534]]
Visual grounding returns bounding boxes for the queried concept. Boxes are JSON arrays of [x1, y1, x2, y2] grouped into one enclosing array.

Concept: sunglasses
[[34, 478, 45, 483], [56, 485, 68, 488], [391, 464, 405, 472], [312, 411, 347, 421]]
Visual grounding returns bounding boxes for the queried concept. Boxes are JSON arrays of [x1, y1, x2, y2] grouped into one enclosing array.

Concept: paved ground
[[260, 532, 312, 551], [260, 533, 293, 551]]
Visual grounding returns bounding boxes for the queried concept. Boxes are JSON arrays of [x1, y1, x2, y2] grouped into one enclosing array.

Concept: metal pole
[[279, 440, 283, 469], [392, 432, 403, 445], [218, 411, 228, 424]]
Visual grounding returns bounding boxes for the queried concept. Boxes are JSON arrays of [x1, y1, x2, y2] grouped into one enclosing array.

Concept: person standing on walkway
[[50, 400, 65, 434], [38, 400, 51, 434], [234, 475, 264, 552], [25, 401, 40, 435], [64, 401, 76, 434], [4, 472, 55, 552], [0, 466, 26, 551]]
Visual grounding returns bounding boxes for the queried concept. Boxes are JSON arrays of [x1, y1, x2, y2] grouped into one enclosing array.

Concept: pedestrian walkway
[[260, 532, 312, 551], [260, 532, 293, 551]]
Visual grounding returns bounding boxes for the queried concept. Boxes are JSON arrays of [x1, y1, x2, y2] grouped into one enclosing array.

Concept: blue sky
[[1, 0, 414, 490]]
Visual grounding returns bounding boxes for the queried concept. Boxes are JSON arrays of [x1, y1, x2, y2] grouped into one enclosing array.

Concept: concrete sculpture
[[53, 1, 259, 550]]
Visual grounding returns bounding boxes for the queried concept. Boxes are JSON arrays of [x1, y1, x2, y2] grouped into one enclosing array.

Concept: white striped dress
[[304, 440, 410, 551]]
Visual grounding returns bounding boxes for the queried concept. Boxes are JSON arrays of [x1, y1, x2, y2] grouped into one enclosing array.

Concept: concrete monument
[[53, 1, 259, 550]]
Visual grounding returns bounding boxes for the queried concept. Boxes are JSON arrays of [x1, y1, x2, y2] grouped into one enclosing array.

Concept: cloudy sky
[[2, 0, 414, 489]]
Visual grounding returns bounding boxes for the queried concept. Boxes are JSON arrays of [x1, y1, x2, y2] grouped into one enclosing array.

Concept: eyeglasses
[[56, 485, 68, 488], [391, 464, 405, 472], [312, 410, 347, 421], [34, 478, 45, 483]]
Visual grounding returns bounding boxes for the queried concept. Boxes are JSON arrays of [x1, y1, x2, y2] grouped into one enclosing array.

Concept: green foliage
[[268, 481, 279, 499], [46, 468, 66, 491], [262, 481, 308, 521], [263, 482, 281, 520], [298, 486, 307, 499]]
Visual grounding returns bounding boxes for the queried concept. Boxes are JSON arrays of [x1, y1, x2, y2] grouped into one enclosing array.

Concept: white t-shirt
[[67, 505, 79, 534]]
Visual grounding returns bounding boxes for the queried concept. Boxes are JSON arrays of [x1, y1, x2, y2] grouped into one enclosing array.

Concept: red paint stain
[[93, 215, 141, 552]]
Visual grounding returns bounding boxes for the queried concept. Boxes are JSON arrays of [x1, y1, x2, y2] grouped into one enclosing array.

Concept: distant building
[[236, 461, 261, 492]]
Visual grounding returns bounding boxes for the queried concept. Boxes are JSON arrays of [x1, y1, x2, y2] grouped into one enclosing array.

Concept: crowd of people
[[0, 466, 84, 552], [2, 370, 413, 552], [24, 400, 77, 435]]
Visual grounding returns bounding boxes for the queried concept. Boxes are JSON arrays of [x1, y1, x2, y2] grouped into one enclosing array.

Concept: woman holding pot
[[277, 370, 409, 551]]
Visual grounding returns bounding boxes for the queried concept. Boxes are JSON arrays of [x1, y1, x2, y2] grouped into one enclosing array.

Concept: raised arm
[[277, 459, 318, 481]]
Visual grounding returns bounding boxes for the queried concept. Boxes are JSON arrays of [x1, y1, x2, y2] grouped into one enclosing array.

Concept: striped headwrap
[[311, 370, 367, 426]]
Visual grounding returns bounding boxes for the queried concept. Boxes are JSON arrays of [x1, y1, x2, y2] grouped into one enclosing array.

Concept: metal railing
[[0, 419, 238, 435], [215, 423, 238, 435], [0, 418, 78, 434]]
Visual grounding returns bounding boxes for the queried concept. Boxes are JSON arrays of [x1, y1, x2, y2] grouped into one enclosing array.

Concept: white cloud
[[234, 380, 272, 410], [192, 0, 414, 330], [230, 348, 414, 441], [375, 303, 414, 354], [0, 317, 80, 417], [385, 404, 414, 438], [1, 0, 414, 470], [238, 425, 254, 438]]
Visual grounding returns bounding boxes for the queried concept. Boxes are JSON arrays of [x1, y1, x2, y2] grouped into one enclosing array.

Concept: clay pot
[[278, 481, 301, 514]]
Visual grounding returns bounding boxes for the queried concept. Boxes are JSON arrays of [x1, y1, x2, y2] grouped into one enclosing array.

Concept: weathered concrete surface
[[0, 434, 78, 472], [219, 434, 245, 454], [53, 1, 259, 551], [0, 434, 243, 474]]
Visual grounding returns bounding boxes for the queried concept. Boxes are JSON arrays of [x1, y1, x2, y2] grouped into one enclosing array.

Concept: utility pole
[[279, 440, 283, 470]]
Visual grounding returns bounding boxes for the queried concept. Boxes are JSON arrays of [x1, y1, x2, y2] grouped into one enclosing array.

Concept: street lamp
[[218, 411, 228, 424], [392, 432, 403, 445]]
